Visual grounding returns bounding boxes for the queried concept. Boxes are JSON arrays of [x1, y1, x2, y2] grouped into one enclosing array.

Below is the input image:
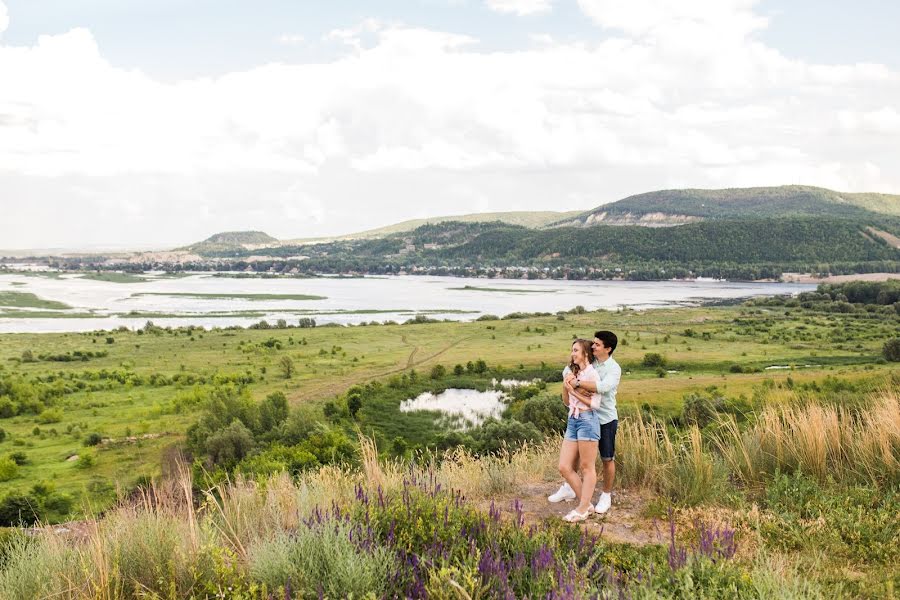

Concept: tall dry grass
[[0, 438, 561, 600], [715, 388, 900, 487]]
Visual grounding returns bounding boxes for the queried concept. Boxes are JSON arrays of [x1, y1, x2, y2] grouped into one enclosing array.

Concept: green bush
[[36, 409, 63, 424], [0, 494, 41, 526], [0, 459, 18, 482], [204, 420, 255, 467], [249, 523, 393, 598], [470, 419, 542, 455], [83, 432, 103, 446], [429, 364, 446, 379], [516, 393, 567, 435], [883, 338, 900, 362], [642, 353, 667, 368]]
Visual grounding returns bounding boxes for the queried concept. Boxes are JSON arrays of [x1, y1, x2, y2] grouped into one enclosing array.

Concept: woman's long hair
[[568, 338, 595, 376]]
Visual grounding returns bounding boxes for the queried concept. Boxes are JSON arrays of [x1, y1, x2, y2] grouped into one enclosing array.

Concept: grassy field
[[0, 291, 72, 310], [130, 292, 328, 301], [0, 304, 896, 508], [77, 273, 148, 284]]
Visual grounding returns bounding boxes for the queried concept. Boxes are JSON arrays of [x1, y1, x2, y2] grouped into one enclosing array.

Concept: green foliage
[[642, 352, 666, 368], [83, 432, 103, 446], [249, 524, 393, 598], [514, 392, 567, 435], [278, 355, 294, 379], [204, 420, 255, 468], [429, 364, 446, 379], [469, 419, 542, 455], [36, 408, 62, 424], [761, 472, 900, 568], [0, 495, 40, 526], [0, 458, 18, 482], [258, 392, 288, 433], [236, 445, 318, 478], [882, 338, 900, 362]]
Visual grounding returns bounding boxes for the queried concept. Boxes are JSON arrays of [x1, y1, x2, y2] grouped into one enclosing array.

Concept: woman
[[557, 339, 601, 522]]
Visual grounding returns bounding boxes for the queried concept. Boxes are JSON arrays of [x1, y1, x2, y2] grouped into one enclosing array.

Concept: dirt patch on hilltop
[[479, 483, 666, 547]]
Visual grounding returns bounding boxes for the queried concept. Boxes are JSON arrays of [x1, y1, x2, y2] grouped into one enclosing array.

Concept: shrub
[[83, 432, 103, 446], [0, 428, 5, 443], [0, 459, 18, 482], [0, 494, 41, 526], [279, 356, 295, 379], [642, 353, 666, 368], [75, 452, 96, 469], [883, 338, 900, 362], [297, 317, 316, 328], [36, 409, 63, 424], [682, 392, 722, 428], [429, 364, 446, 379], [204, 420, 255, 467], [470, 419, 542, 455], [249, 523, 393, 598], [453, 364, 464, 376], [517, 393, 567, 435], [7, 452, 27, 466]]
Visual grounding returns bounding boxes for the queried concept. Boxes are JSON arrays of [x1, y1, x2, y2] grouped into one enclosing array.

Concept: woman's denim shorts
[[564, 411, 601, 442]]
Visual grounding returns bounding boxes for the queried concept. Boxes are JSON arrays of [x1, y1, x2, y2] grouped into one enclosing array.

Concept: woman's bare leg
[[557, 440, 581, 498], [576, 440, 598, 513]]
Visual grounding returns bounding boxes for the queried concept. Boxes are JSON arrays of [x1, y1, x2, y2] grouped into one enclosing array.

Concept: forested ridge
[[562, 185, 900, 224]]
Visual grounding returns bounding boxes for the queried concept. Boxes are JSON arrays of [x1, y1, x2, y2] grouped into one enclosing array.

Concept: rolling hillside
[[555, 186, 900, 227]]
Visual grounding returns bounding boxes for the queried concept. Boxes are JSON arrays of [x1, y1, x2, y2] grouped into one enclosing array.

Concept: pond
[[399, 388, 507, 429]]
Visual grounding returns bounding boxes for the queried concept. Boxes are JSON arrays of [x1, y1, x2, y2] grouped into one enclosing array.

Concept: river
[[0, 272, 816, 333]]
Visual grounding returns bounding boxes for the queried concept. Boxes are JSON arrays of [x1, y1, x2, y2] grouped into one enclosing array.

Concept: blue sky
[[4, 0, 898, 79], [1, 0, 899, 248]]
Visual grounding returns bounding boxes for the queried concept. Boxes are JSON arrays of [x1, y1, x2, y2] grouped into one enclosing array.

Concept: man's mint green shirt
[[591, 356, 621, 425]]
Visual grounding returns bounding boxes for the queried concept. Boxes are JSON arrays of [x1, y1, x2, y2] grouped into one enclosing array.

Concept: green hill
[[180, 231, 279, 254], [281, 211, 582, 245], [557, 185, 900, 227]]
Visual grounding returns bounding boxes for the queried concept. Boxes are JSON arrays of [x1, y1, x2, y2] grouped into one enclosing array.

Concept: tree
[[429, 364, 446, 379], [453, 364, 464, 376], [204, 420, 255, 467], [883, 339, 900, 362], [259, 392, 289, 431], [280, 356, 295, 379], [347, 387, 363, 419], [642, 353, 667, 368], [0, 494, 41, 526]]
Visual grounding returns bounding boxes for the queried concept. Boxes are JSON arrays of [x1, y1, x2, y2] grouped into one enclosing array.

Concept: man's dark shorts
[[600, 419, 617, 461]]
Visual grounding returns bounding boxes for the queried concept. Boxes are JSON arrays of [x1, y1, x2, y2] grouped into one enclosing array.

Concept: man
[[548, 330, 620, 515]]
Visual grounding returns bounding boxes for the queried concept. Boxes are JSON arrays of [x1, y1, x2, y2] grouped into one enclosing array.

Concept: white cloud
[[577, 0, 766, 40], [1, 2, 899, 248], [0, 1, 8, 37], [485, 0, 553, 16], [277, 33, 305, 46]]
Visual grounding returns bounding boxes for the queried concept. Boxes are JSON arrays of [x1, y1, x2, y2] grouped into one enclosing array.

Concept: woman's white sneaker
[[548, 482, 576, 503]]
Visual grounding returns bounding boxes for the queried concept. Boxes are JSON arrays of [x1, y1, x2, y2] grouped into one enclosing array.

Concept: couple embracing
[[549, 330, 621, 523]]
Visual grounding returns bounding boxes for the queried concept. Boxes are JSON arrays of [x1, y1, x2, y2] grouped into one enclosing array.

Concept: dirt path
[[482, 483, 665, 547]]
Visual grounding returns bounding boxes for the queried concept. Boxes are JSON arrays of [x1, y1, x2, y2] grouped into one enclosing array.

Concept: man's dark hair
[[594, 330, 618, 355]]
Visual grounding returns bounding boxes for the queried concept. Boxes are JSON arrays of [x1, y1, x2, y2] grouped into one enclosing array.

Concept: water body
[[400, 388, 507, 429], [0, 272, 816, 333]]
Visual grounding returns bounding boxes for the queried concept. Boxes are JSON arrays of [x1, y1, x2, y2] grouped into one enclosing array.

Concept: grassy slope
[[569, 185, 900, 224]]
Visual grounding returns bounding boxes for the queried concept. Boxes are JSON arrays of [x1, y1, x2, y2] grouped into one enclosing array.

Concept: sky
[[1, 0, 899, 250]]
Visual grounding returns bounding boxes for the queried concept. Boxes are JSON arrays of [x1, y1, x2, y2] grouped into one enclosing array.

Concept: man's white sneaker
[[595, 492, 612, 514], [548, 482, 576, 503]]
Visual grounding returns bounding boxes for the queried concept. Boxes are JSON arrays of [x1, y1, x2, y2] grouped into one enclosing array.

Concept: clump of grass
[[715, 388, 900, 487]]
